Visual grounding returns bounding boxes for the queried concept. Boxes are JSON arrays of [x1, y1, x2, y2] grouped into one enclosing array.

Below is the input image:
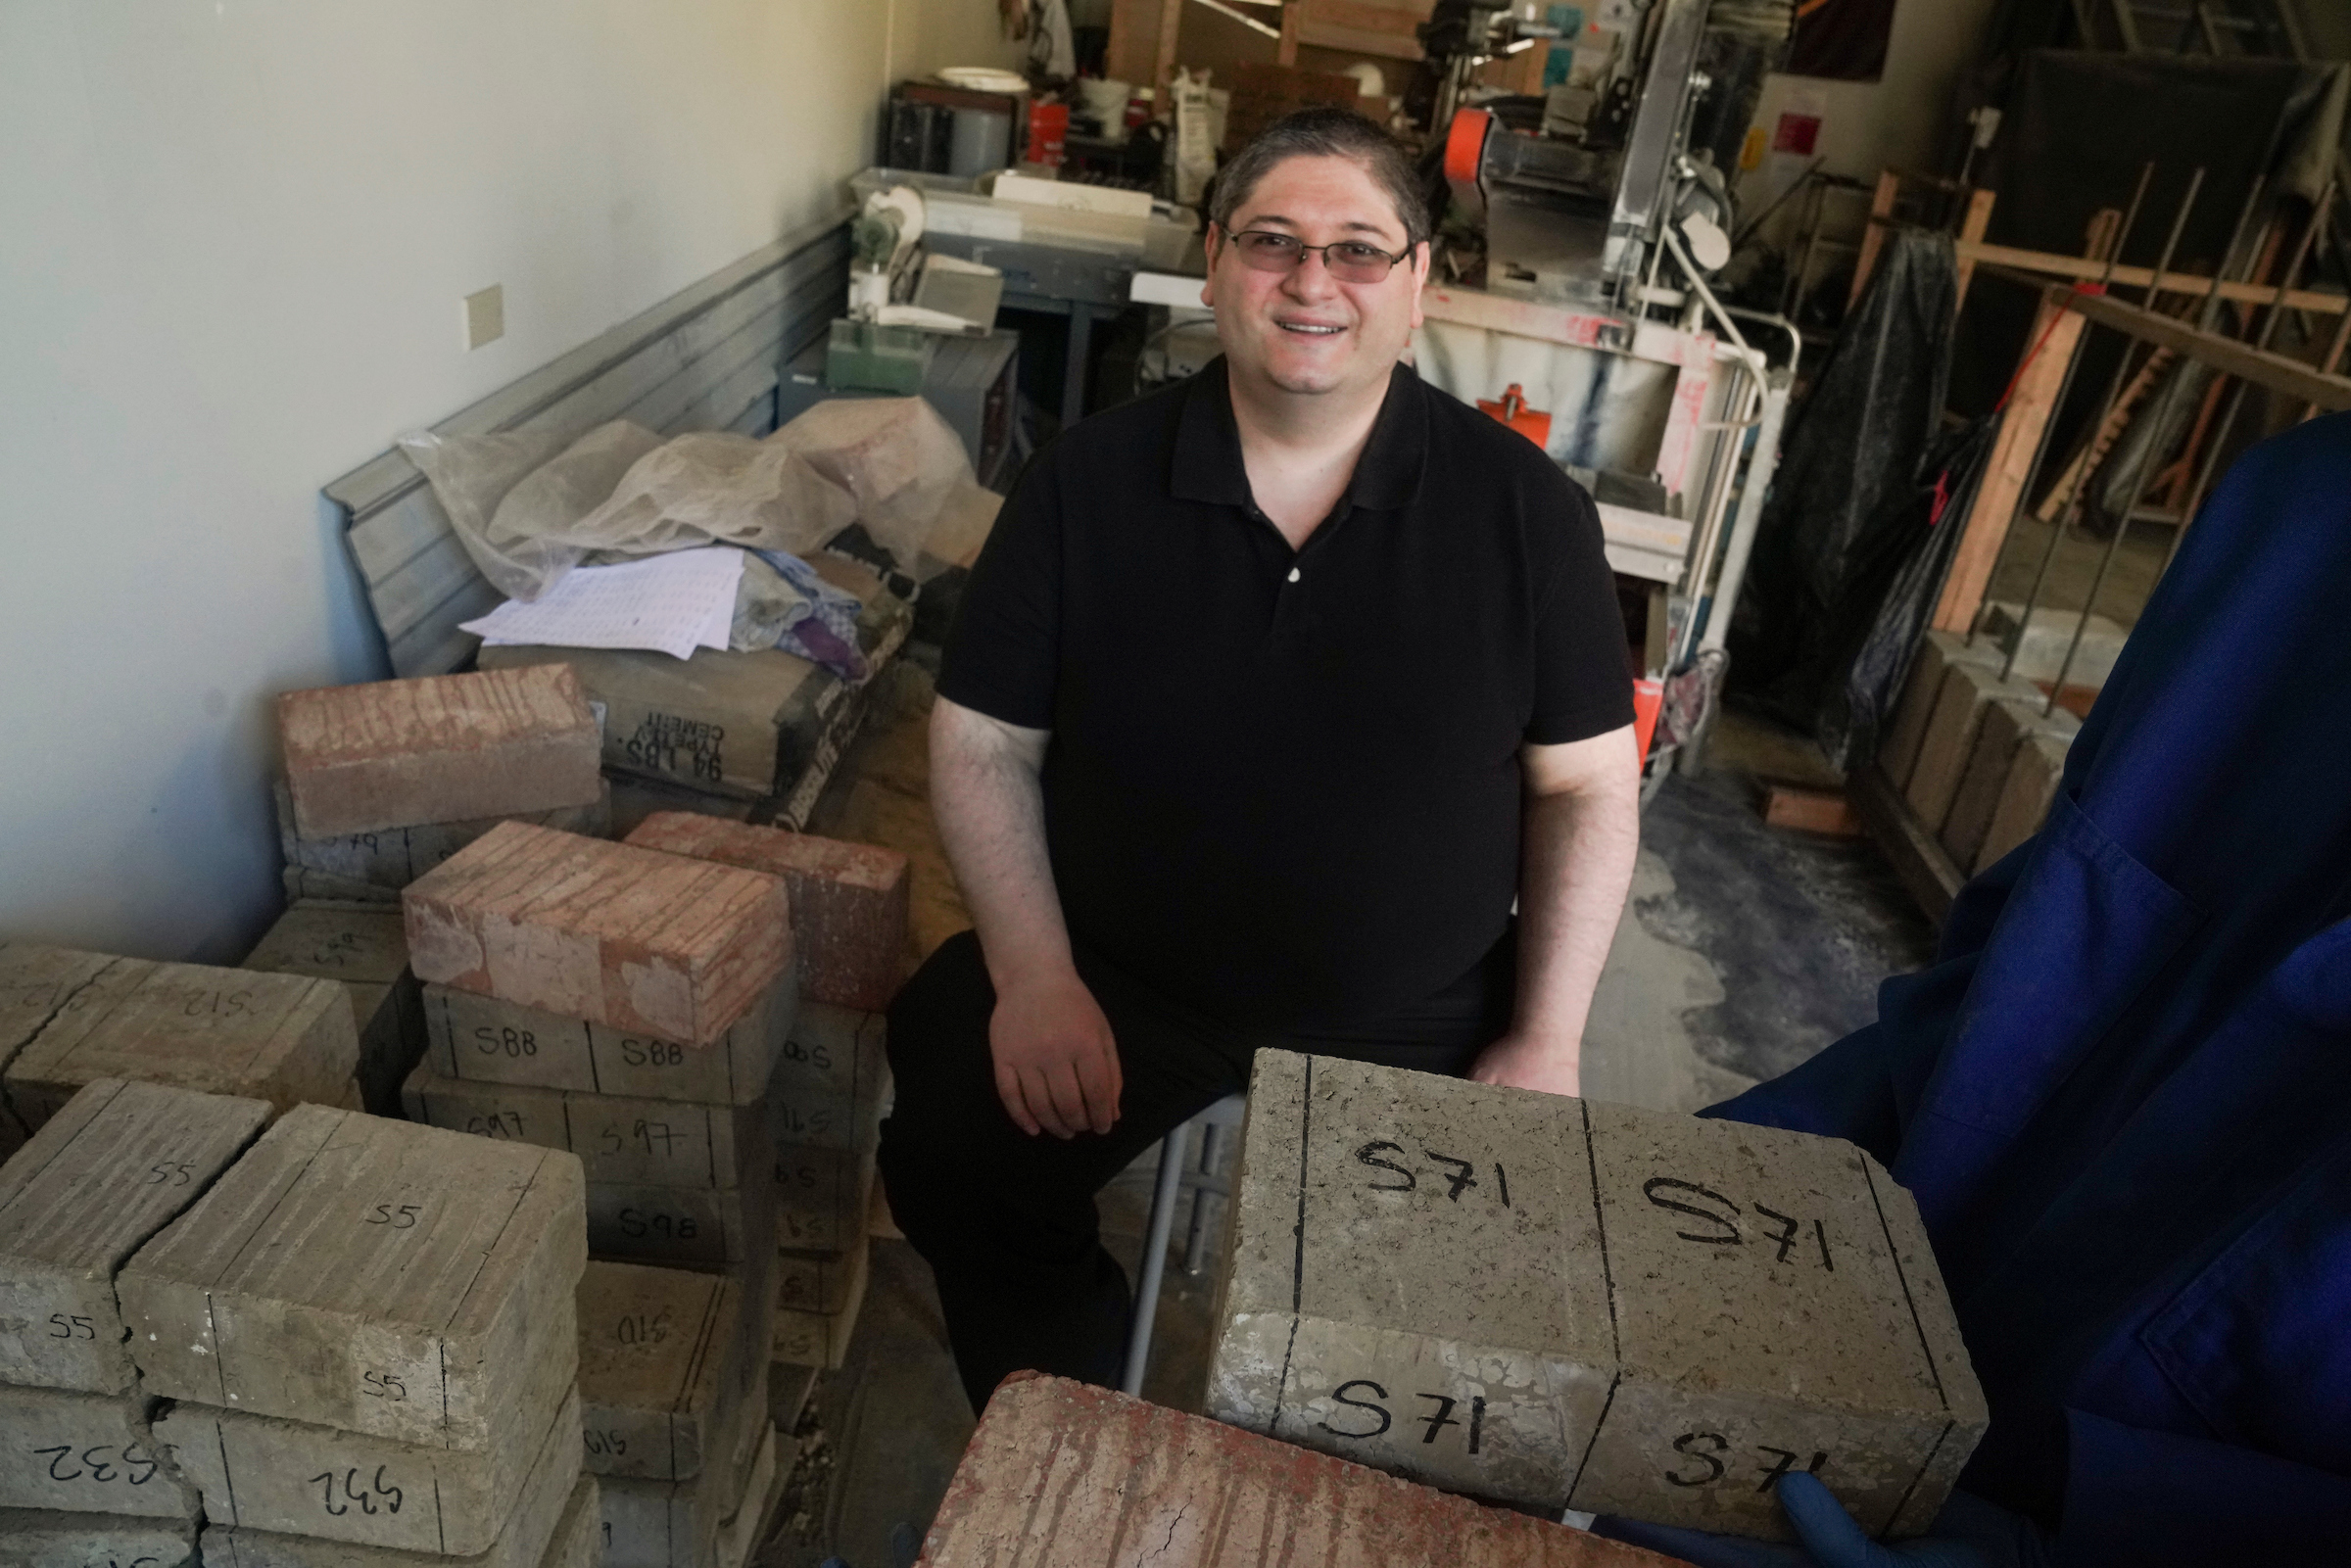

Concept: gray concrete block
[[0, 946, 130, 1084], [274, 780, 612, 897], [1978, 600, 2128, 688], [1940, 700, 2079, 874], [420, 969, 794, 1107], [1879, 633, 1997, 788], [401, 1066, 773, 1190], [118, 1105, 584, 1450], [1207, 1052, 1988, 1539], [576, 1261, 756, 1483], [0, 1506, 195, 1568], [771, 1232, 871, 1371], [162, 1386, 579, 1556], [0, 1384, 200, 1519], [1904, 661, 2044, 835], [0, 1079, 269, 1394], [588, 1175, 774, 1270], [0, 958, 355, 1156], [242, 902, 423, 1117], [768, 1004, 887, 1150], [772, 1126, 881, 1257], [1976, 731, 2074, 874], [775, 1244, 861, 1315], [539, 1476, 602, 1568], [194, 1382, 585, 1568], [597, 1438, 745, 1568]]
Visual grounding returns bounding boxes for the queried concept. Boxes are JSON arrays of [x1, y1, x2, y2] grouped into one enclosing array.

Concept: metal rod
[[2162, 180, 2334, 576], [2000, 163, 2195, 682], [1968, 164, 2153, 650], [2046, 173, 2266, 713]]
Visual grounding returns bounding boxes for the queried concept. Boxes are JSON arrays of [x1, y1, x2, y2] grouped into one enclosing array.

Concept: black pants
[[878, 927, 1516, 1412]]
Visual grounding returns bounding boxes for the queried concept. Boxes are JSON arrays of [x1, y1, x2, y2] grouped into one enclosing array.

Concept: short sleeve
[[1526, 481, 1637, 745], [936, 452, 1063, 730]]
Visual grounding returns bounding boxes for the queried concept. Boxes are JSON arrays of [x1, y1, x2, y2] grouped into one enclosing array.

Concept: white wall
[[1739, 0, 2002, 239], [0, 0, 1016, 965]]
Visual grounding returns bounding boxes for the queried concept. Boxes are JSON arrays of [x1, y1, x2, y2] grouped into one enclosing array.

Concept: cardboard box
[[277, 665, 603, 838], [1209, 1052, 1987, 1539], [119, 1106, 584, 1450], [403, 824, 792, 1049], [921, 1374, 1674, 1567], [419, 969, 793, 1107], [0, 1079, 269, 1394]]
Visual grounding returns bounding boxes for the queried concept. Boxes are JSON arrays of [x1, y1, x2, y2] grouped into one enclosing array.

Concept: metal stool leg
[[1184, 1123, 1229, 1277], [1120, 1121, 1191, 1396]]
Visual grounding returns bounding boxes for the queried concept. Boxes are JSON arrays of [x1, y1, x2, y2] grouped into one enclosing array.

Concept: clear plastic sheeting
[[397, 426, 572, 600], [1727, 228, 1961, 758], [764, 398, 982, 578]]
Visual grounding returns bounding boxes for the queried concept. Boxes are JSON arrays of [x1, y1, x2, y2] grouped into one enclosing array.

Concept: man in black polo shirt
[[879, 108, 1641, 1411]]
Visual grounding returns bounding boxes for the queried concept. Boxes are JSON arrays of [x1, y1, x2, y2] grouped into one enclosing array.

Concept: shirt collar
[[1171, 356, 1429, 514]]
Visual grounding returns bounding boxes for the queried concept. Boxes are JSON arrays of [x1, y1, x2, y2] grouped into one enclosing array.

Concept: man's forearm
[[928, 698, 1077, 990], [1512, 779, 1640, 1062]]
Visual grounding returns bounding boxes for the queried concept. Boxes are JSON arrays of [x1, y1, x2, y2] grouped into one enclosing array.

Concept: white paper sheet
[[462, 546, 744, 662]]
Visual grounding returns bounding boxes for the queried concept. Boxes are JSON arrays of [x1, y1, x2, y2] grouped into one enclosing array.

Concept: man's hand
[[989, 967, 1123, 1138], [1468, 1030, 1580, 1097]]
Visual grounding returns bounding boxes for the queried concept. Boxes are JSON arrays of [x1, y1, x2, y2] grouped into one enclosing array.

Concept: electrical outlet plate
[[464, 284, 504, 350]]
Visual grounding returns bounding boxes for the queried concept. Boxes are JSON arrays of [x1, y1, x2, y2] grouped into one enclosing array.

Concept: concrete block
[[1978, 600, 2128, 688], [401, 1065, 773, 1190], [576, 1262, 758, 1483], [1977, 731, 2074, 874], [587, 1174, 774, 1269], [1940, 699, 2079, 874], [597, 1440, 747, 1568], [1, 960, 358, 1151], [0, 1079, 269, 1394], [773, 1117, 883, 1257], [623, 816, 910, 1012], [0, 1384, 200, 1519], [195, 1382, 588, 1568], [242, 902, 422, 1117], [403, 823, 792, 1048], [277, 665, 603, 839], [539, 1476, 602, 1568], [771, 1231, 870, 1371], [1879, 632, 1997, 787], [1904, 660, 2043, 835], [1208, 1052, 1987, 1539], [922, 1374, 1667, 1568], [0, 1507, 195, 1568], [709, 1425, 779, 1568], [0, 945, 128, 1076], [776, 1239, 864, 1315], [769, 1003, 888, 1148], [118, 1105, 584, 1450], [276, 780, 612, 898], [477, 580, 911, 803], [160, 1386, 579, 1556], [420, 969, 792, 1107]]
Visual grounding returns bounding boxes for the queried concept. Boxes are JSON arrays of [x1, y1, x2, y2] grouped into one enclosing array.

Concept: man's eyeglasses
[[1223, 228, 1415, 284]]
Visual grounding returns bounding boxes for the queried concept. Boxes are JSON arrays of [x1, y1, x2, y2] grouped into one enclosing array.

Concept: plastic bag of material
[[569, 431, 860, 564], [765, 398, 978, 574], [397, 427, 572, 599], [1729, 229, 1959, 731]]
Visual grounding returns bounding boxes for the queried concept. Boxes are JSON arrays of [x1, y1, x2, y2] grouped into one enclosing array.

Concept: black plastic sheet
[[1728, 228, 1960, 754]]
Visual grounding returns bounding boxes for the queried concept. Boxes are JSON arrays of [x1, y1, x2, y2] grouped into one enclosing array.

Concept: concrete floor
[[749, 672, 1936, 1568]]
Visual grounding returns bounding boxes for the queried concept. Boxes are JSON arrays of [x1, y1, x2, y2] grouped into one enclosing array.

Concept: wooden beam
[[1763, 786, 1863, 836], [1994, 268, 2351, 412], [1108, 0, 1167, 86], [1946, 234, 2351, 316], [1951, 188, 1997, 310], [1933, 285, 2086, 634], [1154, 0, 1184, 96], [1847, 171, 1901, 310]]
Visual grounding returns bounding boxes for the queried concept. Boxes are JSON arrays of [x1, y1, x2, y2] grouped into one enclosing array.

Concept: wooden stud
[[1847, 170, 1902, 310]]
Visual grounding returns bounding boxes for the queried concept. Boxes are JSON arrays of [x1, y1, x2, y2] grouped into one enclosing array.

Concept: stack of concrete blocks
[[576, 1261, 782, 1568], [620, 814, 910, 1372], [921, 1374, 1673, 1567], [241, 901, 423, 1117], [0, 943, 361, 1160], [115, 1104, 598, 1568], [1879, 628, 2083, 876], [397, 823, 796, 1303], [1209, 1052, 1989, 1541], [0, 1080, 267, 1565], [273, 666, 612, 907]]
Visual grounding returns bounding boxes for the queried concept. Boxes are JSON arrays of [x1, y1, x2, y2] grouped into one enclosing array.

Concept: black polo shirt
[[938, 356, 1632, 1029]]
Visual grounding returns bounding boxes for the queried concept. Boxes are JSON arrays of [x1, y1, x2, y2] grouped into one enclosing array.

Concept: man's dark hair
[[1208, 107, 1431, 250]]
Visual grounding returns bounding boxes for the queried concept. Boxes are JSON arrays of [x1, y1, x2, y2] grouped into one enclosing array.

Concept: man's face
[[1203, 153, 1429, 402]]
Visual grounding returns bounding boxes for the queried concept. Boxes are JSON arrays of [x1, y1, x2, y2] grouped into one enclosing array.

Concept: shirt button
[[1287, 567, 1301, 583]]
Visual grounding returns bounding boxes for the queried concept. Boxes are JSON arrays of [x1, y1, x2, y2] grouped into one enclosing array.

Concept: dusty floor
[[751, 666, 1936, 1568]]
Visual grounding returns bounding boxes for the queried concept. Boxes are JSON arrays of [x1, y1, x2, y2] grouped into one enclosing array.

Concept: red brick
[[921, 1375, 1673, 1567], [277, 665, 603, 838], [624, 814, 909, 1011], [404, 823, 791, 1047]]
